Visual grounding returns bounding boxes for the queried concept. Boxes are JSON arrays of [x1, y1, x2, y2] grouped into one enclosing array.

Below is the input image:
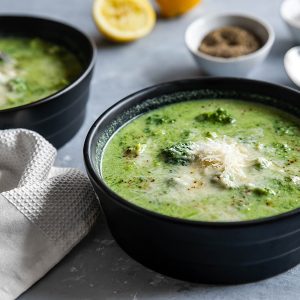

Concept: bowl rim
[[0, 14, 97, 113], [281, 0, 300, 29], [84, 77, 300, 228], [185, 13, 275, 63]]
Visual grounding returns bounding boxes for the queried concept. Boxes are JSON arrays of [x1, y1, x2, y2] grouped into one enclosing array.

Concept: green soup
[[102, 100, 300, 222], [0, 37, 82, 109]]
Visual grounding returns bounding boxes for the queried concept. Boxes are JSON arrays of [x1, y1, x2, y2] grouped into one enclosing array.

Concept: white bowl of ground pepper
[[185, 14, 275, 76]]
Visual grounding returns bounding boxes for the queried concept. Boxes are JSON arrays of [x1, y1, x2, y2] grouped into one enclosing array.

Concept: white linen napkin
[[0, 129, 100, 300]]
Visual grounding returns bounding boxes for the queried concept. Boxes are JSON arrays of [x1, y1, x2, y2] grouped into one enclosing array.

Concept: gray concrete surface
[[1, 0, 299, 299]]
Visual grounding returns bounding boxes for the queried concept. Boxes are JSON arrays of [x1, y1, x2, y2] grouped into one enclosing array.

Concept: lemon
[[156, 0, 201, 18], [93, 0, 156, 42]]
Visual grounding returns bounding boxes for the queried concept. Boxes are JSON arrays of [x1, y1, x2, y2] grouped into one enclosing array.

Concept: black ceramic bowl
[[84, 78, 300, 284], [0, 15, 96, 148]]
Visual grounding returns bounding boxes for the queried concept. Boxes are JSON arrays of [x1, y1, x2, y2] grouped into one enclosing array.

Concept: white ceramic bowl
[[281, 0, 300, 43], [185, 14, 275, 77]]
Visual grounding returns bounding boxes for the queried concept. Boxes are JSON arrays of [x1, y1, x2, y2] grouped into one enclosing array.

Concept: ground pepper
[[199, 26, 261, 58]]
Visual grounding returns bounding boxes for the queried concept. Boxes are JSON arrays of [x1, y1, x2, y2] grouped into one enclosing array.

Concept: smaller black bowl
[[84, 78, 300, 284], [0, 15, 96, 148]]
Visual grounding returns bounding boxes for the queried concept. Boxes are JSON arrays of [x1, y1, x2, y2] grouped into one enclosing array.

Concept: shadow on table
[[93, 35, 136, 49]]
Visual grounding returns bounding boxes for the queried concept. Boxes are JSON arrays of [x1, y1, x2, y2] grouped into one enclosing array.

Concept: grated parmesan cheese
[[291, 176, 300, 185], [189, 136, 260, 188]]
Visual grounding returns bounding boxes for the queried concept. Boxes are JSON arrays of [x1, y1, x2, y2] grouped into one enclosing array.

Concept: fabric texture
[[0, 129, 99, 300]]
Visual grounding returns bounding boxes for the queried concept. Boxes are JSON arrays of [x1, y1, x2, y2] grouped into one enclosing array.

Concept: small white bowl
[[281, 0, 300, 43], [185, 14, 275, 77]]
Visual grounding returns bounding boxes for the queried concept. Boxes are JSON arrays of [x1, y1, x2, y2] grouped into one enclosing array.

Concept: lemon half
[[93, 0, 156, 42]]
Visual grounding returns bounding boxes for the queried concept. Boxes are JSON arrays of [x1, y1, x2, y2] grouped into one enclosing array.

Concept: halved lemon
[[93, 0, 156, 42]]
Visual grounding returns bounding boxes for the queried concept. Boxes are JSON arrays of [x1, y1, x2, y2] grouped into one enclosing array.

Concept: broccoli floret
[[146, 114, 175, 126], [162, 142, 194, 165], [8, 78, 28, 93], [273, 120, 297, 136], [272, 143, 291, 157], [195, 108, 235, 124]]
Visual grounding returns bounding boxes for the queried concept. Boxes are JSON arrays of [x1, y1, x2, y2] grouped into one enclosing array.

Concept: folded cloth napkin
[[0, 129, 99, 300]]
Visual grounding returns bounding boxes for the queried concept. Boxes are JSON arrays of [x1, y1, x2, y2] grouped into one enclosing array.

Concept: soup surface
[[102, 100, 300, 222], [0, 37, 82, 109]]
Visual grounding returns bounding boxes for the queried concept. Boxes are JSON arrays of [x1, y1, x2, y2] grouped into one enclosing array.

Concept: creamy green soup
[[0, 37, 82, 109], [102, 100, 300, 222]]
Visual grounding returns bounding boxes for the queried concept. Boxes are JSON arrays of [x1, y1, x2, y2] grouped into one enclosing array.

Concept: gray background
[[1, 0, 299, 299]]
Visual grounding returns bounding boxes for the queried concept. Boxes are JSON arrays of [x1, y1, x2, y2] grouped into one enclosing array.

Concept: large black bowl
[[0, 15, 96, 148], [84, 78, 300, 284]]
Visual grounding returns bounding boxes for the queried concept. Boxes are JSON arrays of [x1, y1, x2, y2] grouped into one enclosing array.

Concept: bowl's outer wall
[[0, 16, 95, 148], [85, 78, 300, 283]]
